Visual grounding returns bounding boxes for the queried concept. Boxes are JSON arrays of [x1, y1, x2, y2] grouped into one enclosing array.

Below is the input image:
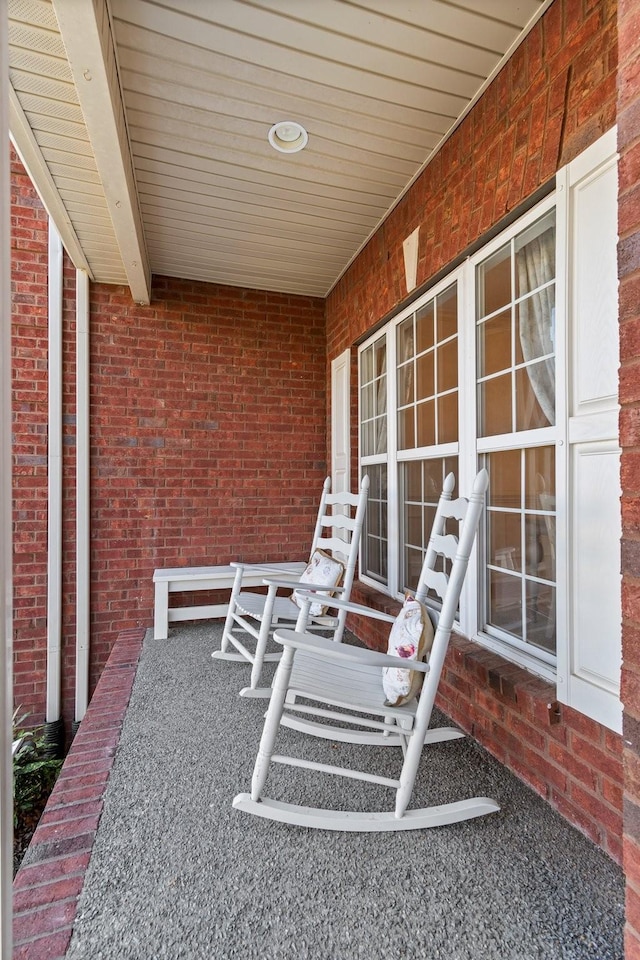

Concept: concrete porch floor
[[14, 623, 625, 959]]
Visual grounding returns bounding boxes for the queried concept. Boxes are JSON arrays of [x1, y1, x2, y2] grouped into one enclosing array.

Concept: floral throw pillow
[[382, 593, 434, 707], [292, 549, 345, 618]]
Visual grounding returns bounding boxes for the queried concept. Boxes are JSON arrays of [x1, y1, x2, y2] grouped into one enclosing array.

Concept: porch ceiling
[[8, 0, 551, 303]]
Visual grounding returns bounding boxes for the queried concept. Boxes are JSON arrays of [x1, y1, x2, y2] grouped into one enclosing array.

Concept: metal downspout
[[75, 271, 90, 727], [44, 222, 64, 756]]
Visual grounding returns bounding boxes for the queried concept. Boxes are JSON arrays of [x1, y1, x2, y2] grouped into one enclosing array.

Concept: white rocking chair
[[233, 469, 500, 831], [212, 476, 369, 695]]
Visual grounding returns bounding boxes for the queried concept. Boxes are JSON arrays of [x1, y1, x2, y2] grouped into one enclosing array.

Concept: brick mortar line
[[12, 628, 146, 957]]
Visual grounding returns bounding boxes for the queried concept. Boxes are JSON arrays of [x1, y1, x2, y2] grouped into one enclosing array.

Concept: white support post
[[1, 8, 15, 950], [75, 270, 90, 722], [46, 222, 63, 724]]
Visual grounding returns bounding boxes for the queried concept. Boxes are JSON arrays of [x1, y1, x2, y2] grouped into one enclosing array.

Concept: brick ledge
[[12, 628, 145, 960]]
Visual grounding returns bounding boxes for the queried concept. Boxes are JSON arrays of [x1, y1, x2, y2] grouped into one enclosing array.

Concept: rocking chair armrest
[[273, 629, 431, 674], [292, 591, 397, 624], [260, 578, 347, 593], [230, 560, 307, 578]]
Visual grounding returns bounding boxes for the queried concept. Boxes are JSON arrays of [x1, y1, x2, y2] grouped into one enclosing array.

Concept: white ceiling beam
[[52, 0, 151, 304], [9, 84, 94, 279]]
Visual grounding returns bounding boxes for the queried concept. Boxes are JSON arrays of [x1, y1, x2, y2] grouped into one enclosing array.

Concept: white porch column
[[46, 222, 63, 725], [75, 270, 90, 723], [1, 8, 15, 952]]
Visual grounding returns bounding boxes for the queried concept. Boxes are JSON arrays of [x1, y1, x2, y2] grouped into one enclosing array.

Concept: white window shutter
[[557, 127, 622, 732], [331, 349, 351, 499]]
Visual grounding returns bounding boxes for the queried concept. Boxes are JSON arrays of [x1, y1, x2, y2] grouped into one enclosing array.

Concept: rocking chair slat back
[[212, 475, 369, 693]]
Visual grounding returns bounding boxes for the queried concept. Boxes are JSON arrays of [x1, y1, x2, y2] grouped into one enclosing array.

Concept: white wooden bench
[[152, 563, 305, 640]]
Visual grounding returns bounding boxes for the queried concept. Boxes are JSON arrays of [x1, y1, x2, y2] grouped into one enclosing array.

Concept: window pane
[[374, 338, 387, 377], [361, 421, 373, 457], [397, 364, 413, 406], [515, 214, 556, 296], [478, 310, 511, 377], [416, 351, 434, 400], [416, 399, 435, 447], [376, 373, 387, 416], [373, 416, 387, 455], [404, 546, 425, 593], [399, 457, 458, 596], [485, 446, 556, 654], [479, 374, 512, 436], [438, 392, 458, 444], [396, 284, 458, 455], [360, 336, 387, 456], [361, 382, 373, 420], [437, 284, 457, 341], [398, 407, 415, 449], [515, 365, 553, 430], [478, 211, 555, 439], [416, 302, 434, 352], [406, 503, 423, 546], [361, 345, 373, 381], [362, 464, 388, 586], [526, 582, 556, 653], [405, 460, 422, 500], [489, 511, 521, 569], [438, 338, 458, 392], [489, 449, 520, 507], [516, 288, 555, 362], [425, 458, 447, 499], [397, 317, 414, 361], [488, 569, 523, 637], [525, 446, 555, 508], [525, 515, 544, 576], [477, 244, 511, 316]]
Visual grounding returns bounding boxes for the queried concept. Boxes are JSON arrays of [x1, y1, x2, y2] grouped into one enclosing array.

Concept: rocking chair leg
[[395, 705, 434, 818], [219, 567, 244, 653], [248, 587, 278, 691], [251, 646, 295, 801]]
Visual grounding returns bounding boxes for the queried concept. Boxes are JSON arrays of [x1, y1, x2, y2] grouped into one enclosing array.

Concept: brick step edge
[[12, 628, 146, 959]]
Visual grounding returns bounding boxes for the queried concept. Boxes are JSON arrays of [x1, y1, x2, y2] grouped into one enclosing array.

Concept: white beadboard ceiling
[[8, 0, 552, 302]]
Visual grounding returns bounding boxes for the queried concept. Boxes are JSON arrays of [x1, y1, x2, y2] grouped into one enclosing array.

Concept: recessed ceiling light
[[268, 120, 308, 154]]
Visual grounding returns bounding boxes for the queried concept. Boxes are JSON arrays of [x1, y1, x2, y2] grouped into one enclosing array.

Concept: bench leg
[[154, 581, 169, 640]]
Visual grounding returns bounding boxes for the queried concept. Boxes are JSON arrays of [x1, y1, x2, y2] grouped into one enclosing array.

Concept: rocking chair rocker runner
[[211, 476, 369, 695], [233, 469, 500, 831]]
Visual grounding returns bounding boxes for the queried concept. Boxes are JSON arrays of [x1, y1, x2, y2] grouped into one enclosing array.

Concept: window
[[360, 205, 557, 666], [476, 208, 558, 669], [356, 130, 621, 730]]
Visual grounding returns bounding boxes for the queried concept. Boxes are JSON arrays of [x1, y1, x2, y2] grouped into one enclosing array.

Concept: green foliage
[[12, 709, 63, 829]]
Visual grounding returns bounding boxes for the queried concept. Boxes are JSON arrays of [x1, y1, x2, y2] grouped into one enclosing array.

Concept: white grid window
[[359, 200, 559, 673]]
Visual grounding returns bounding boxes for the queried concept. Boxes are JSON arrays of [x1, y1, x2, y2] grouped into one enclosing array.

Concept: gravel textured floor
[[65, 623, 624, 960]]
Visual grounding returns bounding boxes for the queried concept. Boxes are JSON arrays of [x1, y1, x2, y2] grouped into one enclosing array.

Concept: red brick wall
[[618, 0, 640, 950], [86, 277, 326, 697], [11, 146, 50, 726], [326, 0, 623, 861]]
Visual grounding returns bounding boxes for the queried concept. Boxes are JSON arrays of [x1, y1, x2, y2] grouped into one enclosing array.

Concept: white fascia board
[[9, 84, 94, 279], [53, 0, 151, 304]]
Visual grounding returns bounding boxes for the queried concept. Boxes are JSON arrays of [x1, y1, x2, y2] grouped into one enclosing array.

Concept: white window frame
[[359, 267, 466, 603], [465, 193, 562, 682]]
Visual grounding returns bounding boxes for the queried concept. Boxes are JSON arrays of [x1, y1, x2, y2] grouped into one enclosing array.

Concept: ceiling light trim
[[268, 121, 308, 154]]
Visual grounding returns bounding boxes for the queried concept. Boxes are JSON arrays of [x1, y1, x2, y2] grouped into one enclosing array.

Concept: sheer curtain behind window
[[375, 348, 387, 454], [516, 227, 555, 425]]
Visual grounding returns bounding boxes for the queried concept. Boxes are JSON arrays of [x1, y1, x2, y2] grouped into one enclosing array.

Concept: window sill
[[352, 580, 561, 724]]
